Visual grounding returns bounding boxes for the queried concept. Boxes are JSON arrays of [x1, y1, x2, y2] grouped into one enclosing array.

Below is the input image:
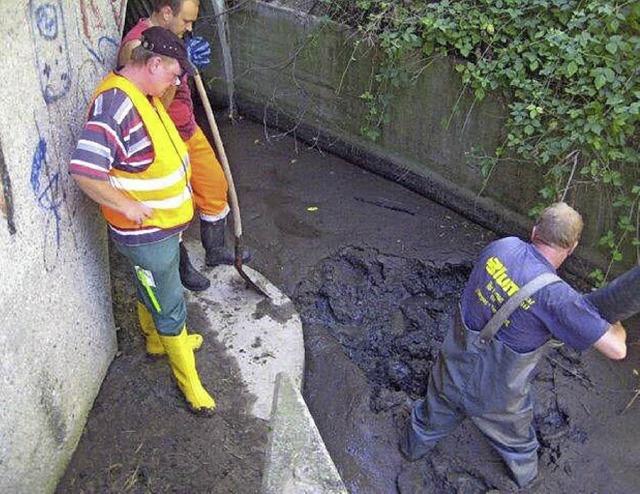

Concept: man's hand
[[185, 36, 211, 69], [123, 201, 153, 225], [72, 175, 153, 226]]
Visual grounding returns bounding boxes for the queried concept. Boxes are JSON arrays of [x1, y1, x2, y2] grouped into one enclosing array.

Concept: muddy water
[[220, 116, 640, 494]]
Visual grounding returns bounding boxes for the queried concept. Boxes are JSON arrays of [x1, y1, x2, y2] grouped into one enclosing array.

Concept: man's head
[[151, 0, 200, 38], [129, 26, 195, 96], [532, 202, 584, 251]]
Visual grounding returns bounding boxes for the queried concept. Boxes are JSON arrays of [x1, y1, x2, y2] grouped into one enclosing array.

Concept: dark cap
[[140, 26, 195, 76]]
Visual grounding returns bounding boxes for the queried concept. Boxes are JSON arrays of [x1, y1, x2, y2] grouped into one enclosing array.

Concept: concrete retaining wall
[[199, 1, 619, 263], [261, 373, 347, 494], [0, 1, 125, 492]]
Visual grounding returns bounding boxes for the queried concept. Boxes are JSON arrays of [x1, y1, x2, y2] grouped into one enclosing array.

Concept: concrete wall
[[199, 1, 618, 262], [0, 1, 125, 492]]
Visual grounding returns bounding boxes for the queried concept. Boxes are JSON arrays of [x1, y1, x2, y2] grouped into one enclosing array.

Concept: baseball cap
[[140, 26, 195, 76]]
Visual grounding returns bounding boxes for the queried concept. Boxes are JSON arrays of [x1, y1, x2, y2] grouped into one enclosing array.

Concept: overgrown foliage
[[319, 0, 639, 280]]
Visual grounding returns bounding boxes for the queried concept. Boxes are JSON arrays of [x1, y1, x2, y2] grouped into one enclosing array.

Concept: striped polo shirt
[[70, 84, 189, 245]]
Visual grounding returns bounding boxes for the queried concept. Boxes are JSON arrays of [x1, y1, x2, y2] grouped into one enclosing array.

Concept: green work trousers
[[113, 234, 186, 336]]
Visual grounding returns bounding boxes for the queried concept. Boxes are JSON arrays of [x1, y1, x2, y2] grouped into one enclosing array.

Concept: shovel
[[191, 67, 269, 298]]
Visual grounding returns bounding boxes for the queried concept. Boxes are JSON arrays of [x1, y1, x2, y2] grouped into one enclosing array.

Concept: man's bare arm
[[73, 174, 153, 225], [593, 321, 627, 360]]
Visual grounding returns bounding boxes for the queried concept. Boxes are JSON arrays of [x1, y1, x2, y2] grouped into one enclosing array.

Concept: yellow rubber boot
[[137, 302, 203, 357], [159, 327, 216, 414]]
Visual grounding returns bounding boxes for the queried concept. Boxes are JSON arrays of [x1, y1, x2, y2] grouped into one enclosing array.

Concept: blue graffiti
[[30, 138, 46, 192], [31, 135, 64, 247], [34, 3, 58, 40], [83, 35, 119, 65], [29, 0, 71, 103]]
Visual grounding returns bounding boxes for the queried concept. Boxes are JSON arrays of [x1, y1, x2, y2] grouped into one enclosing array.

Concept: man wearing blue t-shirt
[[400, 202, 627, 488]]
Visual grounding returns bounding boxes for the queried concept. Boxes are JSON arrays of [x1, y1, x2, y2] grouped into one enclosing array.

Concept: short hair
[[151, 0, 199, 13], [533, 202, 584, 249], [129, 44, 174, 69]]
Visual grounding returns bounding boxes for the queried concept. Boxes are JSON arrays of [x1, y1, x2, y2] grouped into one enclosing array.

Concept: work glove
[[185, 35, 211, 69]]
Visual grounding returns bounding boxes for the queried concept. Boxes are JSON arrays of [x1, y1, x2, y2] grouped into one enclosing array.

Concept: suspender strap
[[476, 272, 562, 346]]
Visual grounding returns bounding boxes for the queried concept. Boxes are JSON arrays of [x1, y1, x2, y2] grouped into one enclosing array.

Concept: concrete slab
[[183, 238, 304, 420], [262, 373, 347, 494]]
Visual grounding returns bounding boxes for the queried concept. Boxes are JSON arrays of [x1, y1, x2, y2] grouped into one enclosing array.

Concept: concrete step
[[183, 239, 345, 492]]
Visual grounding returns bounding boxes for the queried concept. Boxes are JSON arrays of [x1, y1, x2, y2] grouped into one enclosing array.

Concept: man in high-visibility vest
[[70, 26, 215, 415], [119, 0, 250, 293]]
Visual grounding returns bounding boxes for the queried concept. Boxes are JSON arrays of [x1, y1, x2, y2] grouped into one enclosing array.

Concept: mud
[[58, 115, 639, 493], [57, 244, 267, 493], [300, 246, 640, 493], [297, 247, 471, 404]]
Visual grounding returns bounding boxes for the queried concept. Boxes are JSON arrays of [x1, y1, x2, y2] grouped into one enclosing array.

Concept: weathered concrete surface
[[183, 240, 305, 420], [261, 372, 347, 494], [184, 240, 345, 491], [0, 2, 125, 492]]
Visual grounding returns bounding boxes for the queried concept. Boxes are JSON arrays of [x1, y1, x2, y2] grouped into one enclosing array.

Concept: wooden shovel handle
[[192, 71, 242, 237]]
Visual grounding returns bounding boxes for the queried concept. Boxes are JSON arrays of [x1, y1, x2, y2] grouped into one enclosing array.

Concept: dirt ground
[[57, 115, 640, 493]]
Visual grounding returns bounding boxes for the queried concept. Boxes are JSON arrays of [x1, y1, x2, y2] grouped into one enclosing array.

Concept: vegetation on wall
[[318, 0, 639, 281]]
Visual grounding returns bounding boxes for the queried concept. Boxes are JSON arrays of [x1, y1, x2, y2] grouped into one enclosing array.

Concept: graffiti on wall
[[30, 121, 66, 266], [27, 0, 123, 108], [28, 0, 72, 104], [75, 0, 123, 110], [80, 0, 126, 41], [21, 0, 125, 256], [108, 0, 127, 34]]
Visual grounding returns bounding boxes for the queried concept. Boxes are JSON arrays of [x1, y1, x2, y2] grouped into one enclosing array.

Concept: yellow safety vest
[[92, 73, 194, 231]]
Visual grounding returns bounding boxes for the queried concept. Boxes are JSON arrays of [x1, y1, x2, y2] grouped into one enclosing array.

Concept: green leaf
[[566, 61, 578, 77], [589, 269, 605, 286], [603, 67, 616, 82]]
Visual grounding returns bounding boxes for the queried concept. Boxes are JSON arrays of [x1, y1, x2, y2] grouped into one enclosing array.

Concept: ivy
[[319, 0, 640, 280]]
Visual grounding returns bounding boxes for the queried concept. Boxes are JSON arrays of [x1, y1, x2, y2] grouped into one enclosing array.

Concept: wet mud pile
[[297, 246, 470, 408]]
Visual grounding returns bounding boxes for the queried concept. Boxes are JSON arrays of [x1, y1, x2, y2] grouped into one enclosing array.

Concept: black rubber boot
[[201, 219, 251, 267], [179, 242, 211, 292]]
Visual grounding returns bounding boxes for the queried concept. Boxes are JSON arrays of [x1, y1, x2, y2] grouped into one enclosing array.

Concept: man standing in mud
[[118, 0, 250, 293], [400, 202, 627, 488], [70, 27, 215, 415]]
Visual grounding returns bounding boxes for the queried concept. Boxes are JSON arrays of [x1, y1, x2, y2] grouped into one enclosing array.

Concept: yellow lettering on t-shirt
[[477, 256, 539, 316], [476, 288, 490, 307], [485, 257, 521, 296]]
